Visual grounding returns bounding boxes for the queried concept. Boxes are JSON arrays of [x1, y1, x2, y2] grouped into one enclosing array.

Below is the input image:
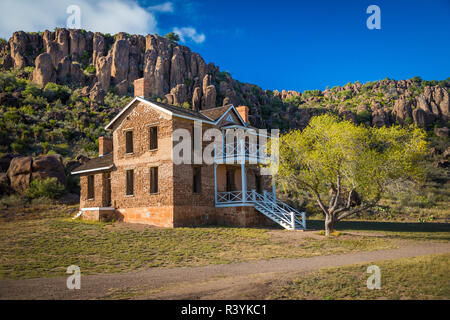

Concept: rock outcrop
[[6, 155, 67, 194], [2, 28, 450, 130], [32, 53, 56, 86]]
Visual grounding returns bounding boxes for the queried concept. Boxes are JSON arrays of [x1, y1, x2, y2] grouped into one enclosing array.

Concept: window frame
[[149, 126, 158, 151], [125, 130, 134, 154], [150, 166, 158, 194], [87, 174, 95, 200], [126, 169, 134, 196]]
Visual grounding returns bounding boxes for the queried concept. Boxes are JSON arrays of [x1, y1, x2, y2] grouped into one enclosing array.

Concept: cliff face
[[0, 28, 449, 131], [0, 29, 265, 111]]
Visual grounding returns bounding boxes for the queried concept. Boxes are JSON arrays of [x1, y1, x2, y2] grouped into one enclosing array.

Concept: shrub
[[356, 110, 372, 124], [25, 177, 65, 199], [43, 83, 71, 103], [165, 32, 180, 42]]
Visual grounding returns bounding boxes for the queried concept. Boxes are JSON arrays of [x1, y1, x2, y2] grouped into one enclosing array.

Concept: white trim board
[[71, 165, 114, 175]]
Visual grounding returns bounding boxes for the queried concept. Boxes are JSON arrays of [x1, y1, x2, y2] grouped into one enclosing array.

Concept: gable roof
[[105, 97, 247, 130], [71, 153, 114, 175], [199, 105, 232, 121]]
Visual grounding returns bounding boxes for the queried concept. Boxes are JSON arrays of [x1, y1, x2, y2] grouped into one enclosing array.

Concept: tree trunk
[[325, 214, 335, 236]]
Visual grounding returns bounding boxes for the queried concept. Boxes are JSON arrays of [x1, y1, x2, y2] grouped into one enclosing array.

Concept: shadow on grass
[[307, 219, 450, 234]]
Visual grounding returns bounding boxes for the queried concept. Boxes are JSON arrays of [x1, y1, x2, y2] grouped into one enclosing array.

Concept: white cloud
[[0, 0, 174, 39], [173, 27, 205, 44], [148, 2, 174, 13]]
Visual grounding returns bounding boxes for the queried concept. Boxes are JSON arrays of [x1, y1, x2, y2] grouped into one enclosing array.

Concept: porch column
[[214, 163, 218, 204], [272, 174, 276, 203], [241, 163, 247, 203]]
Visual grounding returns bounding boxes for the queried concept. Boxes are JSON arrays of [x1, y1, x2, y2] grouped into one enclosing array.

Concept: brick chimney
[[99, 137, 113, 156], [236, 106, 249, 124], [134, 78, 151, 99]]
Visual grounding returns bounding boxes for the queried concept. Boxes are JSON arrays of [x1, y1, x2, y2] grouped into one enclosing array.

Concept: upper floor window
[[150, 167, 158, 194], [149, 126, 158, 150], [125, 131, 133, 154], [126, 169, 134, 196], [193, 166, 201, 194], [87, 175, 94, 200]]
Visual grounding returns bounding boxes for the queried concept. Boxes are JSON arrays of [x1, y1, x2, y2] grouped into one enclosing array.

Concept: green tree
[[165, 32, 180, 42], [272, 114, 428, 236]]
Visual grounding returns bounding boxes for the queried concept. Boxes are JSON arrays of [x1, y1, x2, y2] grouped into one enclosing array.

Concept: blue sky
[[152, 0, 450, 91], [1, 0, 449, 91]]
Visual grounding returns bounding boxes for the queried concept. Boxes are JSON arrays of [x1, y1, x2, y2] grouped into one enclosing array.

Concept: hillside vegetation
[[0, 30, 448, 223]]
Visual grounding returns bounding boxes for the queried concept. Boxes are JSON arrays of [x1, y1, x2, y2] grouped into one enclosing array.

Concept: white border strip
[[71, 165, 114, 175], [81, 207, 116, 211]]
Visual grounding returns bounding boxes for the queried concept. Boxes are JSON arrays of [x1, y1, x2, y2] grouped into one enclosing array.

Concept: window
[[150, 167, 158, 194], [87, 175, 94, 200], [149, 126, 158, 150], [126, 169, 134, 196], [125, 131, 133, 154], [193, 167, 201, 194]]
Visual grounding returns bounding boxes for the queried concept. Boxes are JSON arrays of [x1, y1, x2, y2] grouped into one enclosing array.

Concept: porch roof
[[71, 153, 114, 175]]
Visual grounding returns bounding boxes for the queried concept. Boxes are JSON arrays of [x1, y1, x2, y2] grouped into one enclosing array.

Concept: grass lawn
[[307, 219, 450, 241], [269, 253, 450, 300], [0, 215, 397, 280]]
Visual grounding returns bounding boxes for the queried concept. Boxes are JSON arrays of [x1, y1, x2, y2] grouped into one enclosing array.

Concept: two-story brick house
[[72, 78, 305, 230]]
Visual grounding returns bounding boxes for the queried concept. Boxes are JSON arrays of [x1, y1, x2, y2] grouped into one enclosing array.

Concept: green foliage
[[25, 177, 66, 199], [165, 32, 180, 42], [356, 110, 372, 124], [272, 114, 428, 234], [84, 65, 96, 75], [0, 38, 7, 47], [43, 83, 71, 102], [23, 82, 42, 98]]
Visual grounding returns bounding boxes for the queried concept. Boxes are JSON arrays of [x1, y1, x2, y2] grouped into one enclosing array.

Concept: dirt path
[[1, 241, 449, 300]]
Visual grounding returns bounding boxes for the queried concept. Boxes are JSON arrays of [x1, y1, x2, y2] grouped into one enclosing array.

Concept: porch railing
[[214, 142, 269, 163], [215, 190, 306, 230]]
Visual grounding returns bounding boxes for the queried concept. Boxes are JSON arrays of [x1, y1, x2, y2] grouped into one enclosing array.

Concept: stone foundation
[[81, 205, 277, 229]]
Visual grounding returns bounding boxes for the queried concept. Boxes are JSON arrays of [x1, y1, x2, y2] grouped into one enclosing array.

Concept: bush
[[43, 83, 71, 103], [356, 110, 372, 124], [25, 177, 66, 199], [165, 32, 180, 42]]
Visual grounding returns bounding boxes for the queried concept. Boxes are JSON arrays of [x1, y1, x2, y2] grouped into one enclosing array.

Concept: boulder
[[435, 127, 450, 138], [115, 79, 129, 96], [412, 108, 435, 127], [392, 98, 413, 124], [7, 156, 32, 194], [372, 109, 389, 127], [89, 82, 105, 105], [31, 154, 67, 187], [32, 53, 56, 87]]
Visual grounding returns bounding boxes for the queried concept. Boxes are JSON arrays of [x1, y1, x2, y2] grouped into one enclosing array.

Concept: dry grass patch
[[269, 253, 450, 300]]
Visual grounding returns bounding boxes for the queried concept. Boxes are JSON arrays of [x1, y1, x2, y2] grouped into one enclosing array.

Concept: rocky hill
[[1, 28, 449, 132], [0, 28, 449, 201]]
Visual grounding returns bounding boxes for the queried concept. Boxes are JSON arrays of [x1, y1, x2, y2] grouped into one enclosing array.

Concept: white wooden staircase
[[216, 190, 306, 231]]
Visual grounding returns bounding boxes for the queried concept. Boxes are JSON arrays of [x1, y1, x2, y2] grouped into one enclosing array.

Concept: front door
[[226, 169, 235, 192]]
